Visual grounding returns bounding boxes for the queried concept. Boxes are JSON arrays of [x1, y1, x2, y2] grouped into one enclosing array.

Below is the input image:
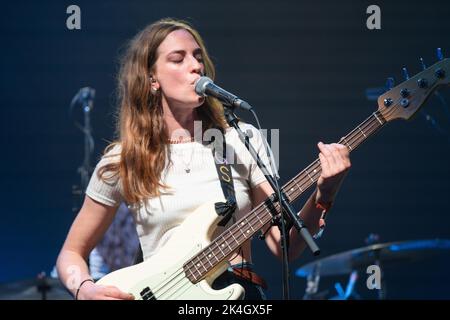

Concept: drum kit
[[296, 238, 450, 300]]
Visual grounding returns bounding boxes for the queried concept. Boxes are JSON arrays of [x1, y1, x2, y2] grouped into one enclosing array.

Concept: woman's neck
[[163, 103, 199, 140]]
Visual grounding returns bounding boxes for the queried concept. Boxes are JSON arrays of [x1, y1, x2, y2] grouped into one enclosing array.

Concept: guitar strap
[[211, 130, 237, 227]]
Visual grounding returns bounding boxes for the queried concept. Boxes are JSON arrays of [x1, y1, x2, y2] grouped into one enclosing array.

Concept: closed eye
[[167, 48, 204, 64]]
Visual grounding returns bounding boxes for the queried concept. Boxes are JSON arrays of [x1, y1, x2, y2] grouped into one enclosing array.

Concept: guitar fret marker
[[374, 113, 383, 125], [197, 257, 207, 272], [255, 213, 263, 225], [186, 267, 194, 281], [218, 244, 225, 255], [343, 138, 353, 150], [358, 126, 367, 138], [294, 180, 303, 192]]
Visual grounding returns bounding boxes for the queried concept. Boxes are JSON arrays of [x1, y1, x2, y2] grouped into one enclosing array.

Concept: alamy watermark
[[66, 5, 81, 30], [366, 5, 381, 30], [65, 5, 382, 32], [366, 264, 382, 290], [171, 121, 280, 170]]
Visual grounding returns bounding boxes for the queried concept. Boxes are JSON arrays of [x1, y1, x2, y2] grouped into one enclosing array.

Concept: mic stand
[[223, 107, 320, 299], [71, 89, 95, 213], [77, 93, 95, 271], [36, 272, 50, 300], [78, 99, 94, 193]]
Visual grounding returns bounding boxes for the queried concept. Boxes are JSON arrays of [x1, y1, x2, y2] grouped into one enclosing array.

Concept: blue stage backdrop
[[1, 0, 449, 299]]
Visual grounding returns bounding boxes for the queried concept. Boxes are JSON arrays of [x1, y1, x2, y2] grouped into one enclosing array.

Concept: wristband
[[75, 278, 94, 300]]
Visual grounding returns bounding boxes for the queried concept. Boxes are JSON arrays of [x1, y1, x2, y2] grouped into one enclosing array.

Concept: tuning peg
[[437, 48, 444, 61], [385, 77, 395, 90], [419, 57, 427, 70], [402, 67, 410, 80]]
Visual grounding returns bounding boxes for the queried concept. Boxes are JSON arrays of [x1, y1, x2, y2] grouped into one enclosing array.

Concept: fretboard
[[184, 111, 387, 283]]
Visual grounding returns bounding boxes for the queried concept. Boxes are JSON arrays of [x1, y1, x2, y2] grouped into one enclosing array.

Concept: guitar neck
[[184, 111, 387, 283], [283, 110, 386, 201]]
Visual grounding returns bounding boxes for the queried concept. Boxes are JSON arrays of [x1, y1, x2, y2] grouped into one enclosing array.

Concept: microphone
[[194, 76, 253, 111], [78, 87, 96, 104], [70, 87, 96, 111]]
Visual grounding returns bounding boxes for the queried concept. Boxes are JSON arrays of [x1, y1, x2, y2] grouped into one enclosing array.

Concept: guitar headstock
[[377, 58, 450, 122]]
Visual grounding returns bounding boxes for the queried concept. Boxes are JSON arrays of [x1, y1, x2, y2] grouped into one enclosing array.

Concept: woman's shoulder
[[99, 142, 122, 165]]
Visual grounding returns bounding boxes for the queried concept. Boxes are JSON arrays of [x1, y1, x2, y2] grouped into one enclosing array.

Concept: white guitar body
[[96, 199, 245, 300]]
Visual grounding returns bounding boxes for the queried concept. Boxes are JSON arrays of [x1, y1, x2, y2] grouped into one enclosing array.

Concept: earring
[[150, 76, 158, 94]]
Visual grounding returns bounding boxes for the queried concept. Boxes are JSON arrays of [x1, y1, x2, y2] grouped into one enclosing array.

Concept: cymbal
[[0, 277, 72, 300], [296, 239, 450, 278]]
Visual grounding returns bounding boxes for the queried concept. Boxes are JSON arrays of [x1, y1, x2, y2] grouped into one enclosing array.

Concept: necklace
[[175, 146, 195, 173], [167, 137, 194, 144]]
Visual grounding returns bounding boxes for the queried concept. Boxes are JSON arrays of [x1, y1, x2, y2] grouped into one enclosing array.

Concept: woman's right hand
[[77, 281, 135, 300]]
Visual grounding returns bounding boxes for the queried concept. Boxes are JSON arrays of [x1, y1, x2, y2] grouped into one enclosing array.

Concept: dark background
[[1, 0, 449, 299]]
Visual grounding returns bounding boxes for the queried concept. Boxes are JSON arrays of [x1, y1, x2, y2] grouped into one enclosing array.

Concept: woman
[[56, 18, 351, 300]]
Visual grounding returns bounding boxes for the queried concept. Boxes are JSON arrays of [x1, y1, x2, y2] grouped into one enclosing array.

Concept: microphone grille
[[194, 76, 213, 96]]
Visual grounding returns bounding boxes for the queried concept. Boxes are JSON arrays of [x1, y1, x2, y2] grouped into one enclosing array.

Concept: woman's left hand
[[316, 142, 351, 203]]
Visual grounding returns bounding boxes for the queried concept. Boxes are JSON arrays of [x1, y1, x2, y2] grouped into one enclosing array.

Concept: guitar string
[[284, 92, 427, 200], [141, 103, 405, 299], [142, 108, 390, 299], [141, 182, 278, 298], [143, 123, 372, 300], [164, 77, 438, 296], [142, 109, 388, 299], [282, 110, 386, 200]]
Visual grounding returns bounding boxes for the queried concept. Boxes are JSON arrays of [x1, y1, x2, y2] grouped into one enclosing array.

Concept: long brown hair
[[99, 18, 227, 204]]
